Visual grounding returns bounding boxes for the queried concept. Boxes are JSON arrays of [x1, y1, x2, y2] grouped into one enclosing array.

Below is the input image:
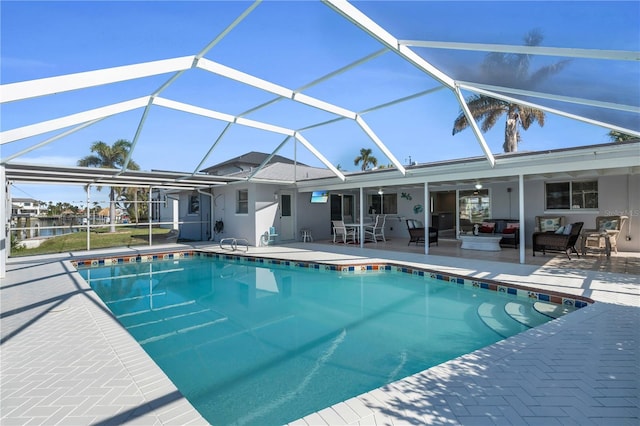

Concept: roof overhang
[[3, 163, 240, 191], [294, 141, 640, 192]]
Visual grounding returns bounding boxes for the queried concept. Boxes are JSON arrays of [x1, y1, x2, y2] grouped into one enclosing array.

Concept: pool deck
[[1, 242, 638, 425]]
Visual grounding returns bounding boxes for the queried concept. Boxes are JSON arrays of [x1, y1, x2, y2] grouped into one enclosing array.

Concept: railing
[[219, 238, 249, 252]]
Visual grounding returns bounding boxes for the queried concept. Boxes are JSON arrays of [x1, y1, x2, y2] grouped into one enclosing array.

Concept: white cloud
[[15, 155, 80, 167]]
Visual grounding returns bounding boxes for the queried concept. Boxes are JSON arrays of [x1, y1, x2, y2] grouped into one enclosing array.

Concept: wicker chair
[[581, 215, 627, 257], [406, 219, 438, 246], [532, 222, 583, 259]]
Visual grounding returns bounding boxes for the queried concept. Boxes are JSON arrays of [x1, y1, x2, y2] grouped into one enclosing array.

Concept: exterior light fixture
[[475, 183, 483, 190]]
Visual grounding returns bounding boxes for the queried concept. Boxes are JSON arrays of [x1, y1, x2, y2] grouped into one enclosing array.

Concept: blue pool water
[[80, 256, 561, 425]]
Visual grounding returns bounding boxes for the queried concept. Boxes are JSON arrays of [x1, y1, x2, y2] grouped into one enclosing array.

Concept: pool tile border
[[72, 249, 592, 309]]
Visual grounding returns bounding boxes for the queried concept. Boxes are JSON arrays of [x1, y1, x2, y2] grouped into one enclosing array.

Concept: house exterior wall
[[521, 173, 638, 252], [297, 192, 332, 241], [169, 172, 638, 253]]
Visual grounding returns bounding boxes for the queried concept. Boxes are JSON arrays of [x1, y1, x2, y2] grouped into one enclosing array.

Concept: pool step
[[504, 301, 552, 328], [477, 302, 528, 338], [119, 302, 228, 344], [533, 301, 577, 319]]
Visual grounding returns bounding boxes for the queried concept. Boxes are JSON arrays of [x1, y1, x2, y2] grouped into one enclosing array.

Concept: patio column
[[148, 186, 153, 245], [359, 186, 364, 248], [1, 164, 6, 279], [424, 182, 429, 255], [519, 174, 525, 264], [86, 185, 90, 251]]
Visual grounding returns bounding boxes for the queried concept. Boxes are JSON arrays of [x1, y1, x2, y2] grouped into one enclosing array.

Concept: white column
[[1, 164, 6, 279], [359, 186, 364, 248], [519, 174, 525, 264], [424, 182, 429, 255], [172, 198, 179, 231], [148, 187, 153, 245], [86, 185, 91, 250]]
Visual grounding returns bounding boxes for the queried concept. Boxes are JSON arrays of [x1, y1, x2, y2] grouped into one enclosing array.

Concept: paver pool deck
[[1, 242, 638, 425]]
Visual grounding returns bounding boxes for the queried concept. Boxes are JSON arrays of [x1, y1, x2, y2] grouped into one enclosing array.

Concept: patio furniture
[[260, 227, 278, 246], [332, 220, 356, 244], [535, 215, 565, 233], [470, 219, 521, 249], [300, 228, 313, 243], [406, 219, 438, 246], [581, 215, 627, 257], [459, 234, 502, 251], [364, 215, 386, 243], [532, 222, 583, 259]]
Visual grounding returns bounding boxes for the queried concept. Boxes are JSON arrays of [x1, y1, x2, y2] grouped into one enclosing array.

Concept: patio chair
[[581, 215, 627, 257], [532, 222, 584, 259], [364, 215, 386, 243], [332, 220, 356, 244], [406, 219, 438, 246]]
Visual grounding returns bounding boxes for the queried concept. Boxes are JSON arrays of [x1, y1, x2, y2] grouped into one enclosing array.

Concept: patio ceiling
[[1, 0, 639, 190]]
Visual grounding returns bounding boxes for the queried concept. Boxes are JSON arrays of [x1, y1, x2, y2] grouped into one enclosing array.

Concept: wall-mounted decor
[[401, 192, 412, 200], [413, 204, 423, 214]]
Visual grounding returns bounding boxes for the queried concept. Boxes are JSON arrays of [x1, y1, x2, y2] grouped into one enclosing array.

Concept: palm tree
[[608, 130, 636, 142], [452, 30, 570, 153], [77, 139, 139, 232], [354, 148, 378, 171]]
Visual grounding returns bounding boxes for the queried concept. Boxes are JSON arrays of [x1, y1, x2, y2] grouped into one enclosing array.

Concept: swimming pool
[[77, 252, 584, 425]]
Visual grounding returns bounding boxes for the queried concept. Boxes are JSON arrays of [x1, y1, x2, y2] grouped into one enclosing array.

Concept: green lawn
[[12, 227, 176, 257]]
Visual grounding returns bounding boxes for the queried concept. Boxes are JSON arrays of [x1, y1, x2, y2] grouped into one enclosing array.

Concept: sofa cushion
[[563, 223, 573, 235], [540, 217, 562, 232], [503, 227, 516, 234], [599, 219, 619, 231], [479, 225, 494, 233]]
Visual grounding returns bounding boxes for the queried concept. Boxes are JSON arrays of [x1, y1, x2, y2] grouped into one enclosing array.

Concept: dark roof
[[201, 151, 308, 175]]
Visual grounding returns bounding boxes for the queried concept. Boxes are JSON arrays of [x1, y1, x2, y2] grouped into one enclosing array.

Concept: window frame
[[188, 193, 200, 215], [367, 193, 397, 215], [545, 180, 598, 210], [236, 189, 248, 215]]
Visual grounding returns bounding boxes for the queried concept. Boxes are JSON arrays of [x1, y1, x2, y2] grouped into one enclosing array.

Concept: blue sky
[[2, 1, 638, 204]]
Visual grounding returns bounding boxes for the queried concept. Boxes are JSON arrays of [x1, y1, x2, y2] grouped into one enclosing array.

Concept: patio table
[[459, 234, 502, 251]]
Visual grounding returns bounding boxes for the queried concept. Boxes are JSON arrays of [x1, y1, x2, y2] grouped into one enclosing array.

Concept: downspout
[[197, 189, 214, 241]]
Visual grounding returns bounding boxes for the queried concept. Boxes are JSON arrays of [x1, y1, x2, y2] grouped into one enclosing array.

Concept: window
[[459, 189, 491, 223], [188, 194, 199, 215], [236, 189, 248, 214], [367, 193, 397, 215], [545, 180, 597, 210]]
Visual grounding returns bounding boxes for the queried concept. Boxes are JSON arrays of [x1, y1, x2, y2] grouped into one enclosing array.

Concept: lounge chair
[[581, 215, 627, 257], [532, 222, 584, 259]]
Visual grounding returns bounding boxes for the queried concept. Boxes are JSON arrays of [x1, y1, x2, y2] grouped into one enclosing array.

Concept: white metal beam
[[355, 115, 406, 175], [324, 0, 455, 88], [399, 40, 640, 61], [152, 97, 295, 136], [0, 57, 195, 104], [294, 132, 345, 181], [458, 81, 640, 114], [1, 97, 150, 144], [458, 84, 640, 137], [1, 119, 105, 163], [237, 48, 387, 118], [453, 86, 496, 167], [247, 136, 291, 181], [196, 58, 358, 119]]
